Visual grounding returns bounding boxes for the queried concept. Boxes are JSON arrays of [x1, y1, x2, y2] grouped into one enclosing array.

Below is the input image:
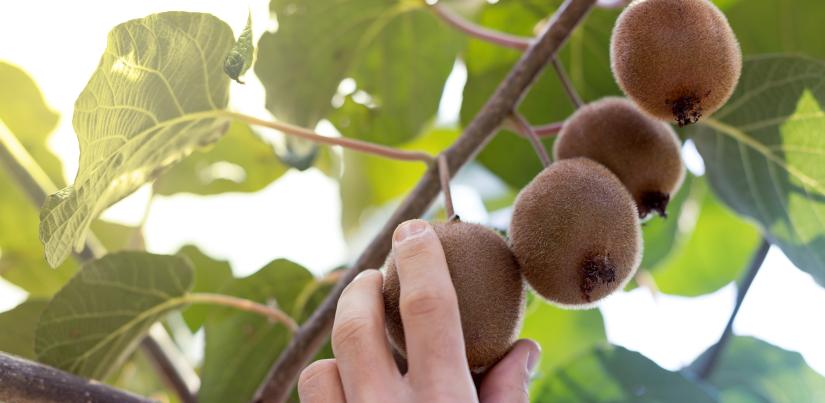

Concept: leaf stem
[[438, 154, 456, 219], [186, 293, 299, 332], [509, 113, 551, 168], [694, 238, 771, 380], [223, 111, 434, 164], [551, 57, 583, 108], [429, 3, 531, 51]]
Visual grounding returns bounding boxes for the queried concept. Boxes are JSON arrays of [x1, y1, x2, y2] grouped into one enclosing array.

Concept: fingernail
[[526, 345, 540, 375], [393, 220, 429, 243]]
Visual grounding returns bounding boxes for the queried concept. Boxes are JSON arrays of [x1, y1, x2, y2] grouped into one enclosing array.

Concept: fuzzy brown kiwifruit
[[554, 97, 685, 218], [610, 0, 741, 126], [383, 221, 525, 371], [509, 158, 642, 308]]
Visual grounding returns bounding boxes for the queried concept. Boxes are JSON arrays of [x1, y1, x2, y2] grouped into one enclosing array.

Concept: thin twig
[[187, 293, 299, 332], [509, 113, 551, 168], [0, 122, 199, 403], [551, 57, 583, 108], [224, 111, 434, 163], [253, 1, 598, 401], [533, 121, 565, 137], [438, 154, 456, 219], [693, 238, 771, 380], [430, 3, 531, 51]]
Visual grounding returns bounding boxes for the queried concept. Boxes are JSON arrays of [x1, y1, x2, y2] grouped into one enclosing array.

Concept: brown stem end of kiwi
[[668, 94, 703, 126], [580, 255, 617, 302], [639, 191, 670, 218]]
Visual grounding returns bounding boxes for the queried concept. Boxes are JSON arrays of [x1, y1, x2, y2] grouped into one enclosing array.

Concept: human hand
[[298, 219, 540, 403]]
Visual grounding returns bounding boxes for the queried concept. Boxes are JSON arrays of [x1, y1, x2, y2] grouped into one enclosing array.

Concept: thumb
[[477, 339, 540, 403]]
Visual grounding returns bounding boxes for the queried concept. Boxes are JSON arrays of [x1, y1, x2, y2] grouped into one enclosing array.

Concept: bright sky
[[1, 0, 823, 379]]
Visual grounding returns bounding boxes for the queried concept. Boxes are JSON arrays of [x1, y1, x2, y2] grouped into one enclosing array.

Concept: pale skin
[[298, 219, 541, 403]]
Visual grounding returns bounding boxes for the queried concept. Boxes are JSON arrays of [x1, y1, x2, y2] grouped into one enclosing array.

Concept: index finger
[[389, 220, 471, 384]]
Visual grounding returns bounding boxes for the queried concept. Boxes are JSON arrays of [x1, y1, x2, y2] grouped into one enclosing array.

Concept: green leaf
[[519, 299, 606, 380], [0, 299, 48, 359], [461, 1, 622, 188], [709, 337, 825, 403], [35, 252, 194, 379], [640, 175, 695, 270], [224, 12, 254, 83], [153, 121, 287, 195], [176, 245, 233, 331], [688, 55, 825, 287], [256, 0, 460, 145], [340, 127, 459, 234], [199, 259, 313, 403], [0, 61, 77, 297], [650, 179, 761, 296], [39, 12, 236, 268], [720, 0, 825, 59], [534, 346, 718, 402]]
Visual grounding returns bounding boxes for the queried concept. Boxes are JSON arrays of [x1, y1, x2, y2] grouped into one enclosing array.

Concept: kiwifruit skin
[[509, 158, 642, 308], [610, 0, 741, 125], [383, 221, 525, 371], [554, 97, 685, 218]]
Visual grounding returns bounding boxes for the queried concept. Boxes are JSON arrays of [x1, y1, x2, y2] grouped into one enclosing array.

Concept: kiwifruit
[[554, 97, 685, 218], [610, 0, 741, 126], [509, 158, 641, 308], [383, 221, 525, 371]]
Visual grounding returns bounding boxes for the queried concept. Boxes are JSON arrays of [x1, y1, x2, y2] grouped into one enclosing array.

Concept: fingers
[[392, 220, 470, 381], [331, 269, 399, 401], [477, 339, 540, 403], [298, 359, 346, 403]]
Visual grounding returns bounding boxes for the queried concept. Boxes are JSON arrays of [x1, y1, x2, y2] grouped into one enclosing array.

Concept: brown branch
[[0, 123, 198, 403], [224, 111, 434, 164], [533, 121, 564, 137], [430, 3, 531, 51], [0, 352, 153, 403], [253, 1, 597, 401], [438, 154, 456, 219], [509, 113, 551, 168]]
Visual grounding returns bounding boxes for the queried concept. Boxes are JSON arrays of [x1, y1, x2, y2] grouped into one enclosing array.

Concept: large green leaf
[[153, 122, 288, 195], [0, 62, 77, 297], [719, 0, 825, 59], [460, 1, 622, 188], [176, 245, 233, 331], [199, 259, 313, 403], [688, 55, 825, 286], [340, 127, 459, 234], [39, 12, 236, 268], [534, 346, 718, 402], [256, 0, 461, 145], [519, 299, 606, 383], [0, 299, 48, 359], [34, 252, 194, 379], [650, 179, 761, 296], [709, 337, 825, 403]]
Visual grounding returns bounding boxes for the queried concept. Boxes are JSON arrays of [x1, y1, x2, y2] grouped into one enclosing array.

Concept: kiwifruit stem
[[509, 113, 552, 168], [551, 57, 583, 109], [438, 154, 457, 219], [429, 3, 531, 51]]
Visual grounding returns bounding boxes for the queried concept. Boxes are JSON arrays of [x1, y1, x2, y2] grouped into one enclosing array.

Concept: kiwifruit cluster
[[381, 0, 740, 370], [554, 97, 685, 218], [610, 0, 741, 125], [383, 221, 525, 371]]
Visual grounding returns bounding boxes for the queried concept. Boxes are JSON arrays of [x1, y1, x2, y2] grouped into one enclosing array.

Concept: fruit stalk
[[438, 154, 457, 219], [510, 113, 552, 168], [252, 1, 599, 401], [551, 57, 583, 108], [0, 125, 199, 403], [429, 3, 531, 51], [186, 293, 299, 332]]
